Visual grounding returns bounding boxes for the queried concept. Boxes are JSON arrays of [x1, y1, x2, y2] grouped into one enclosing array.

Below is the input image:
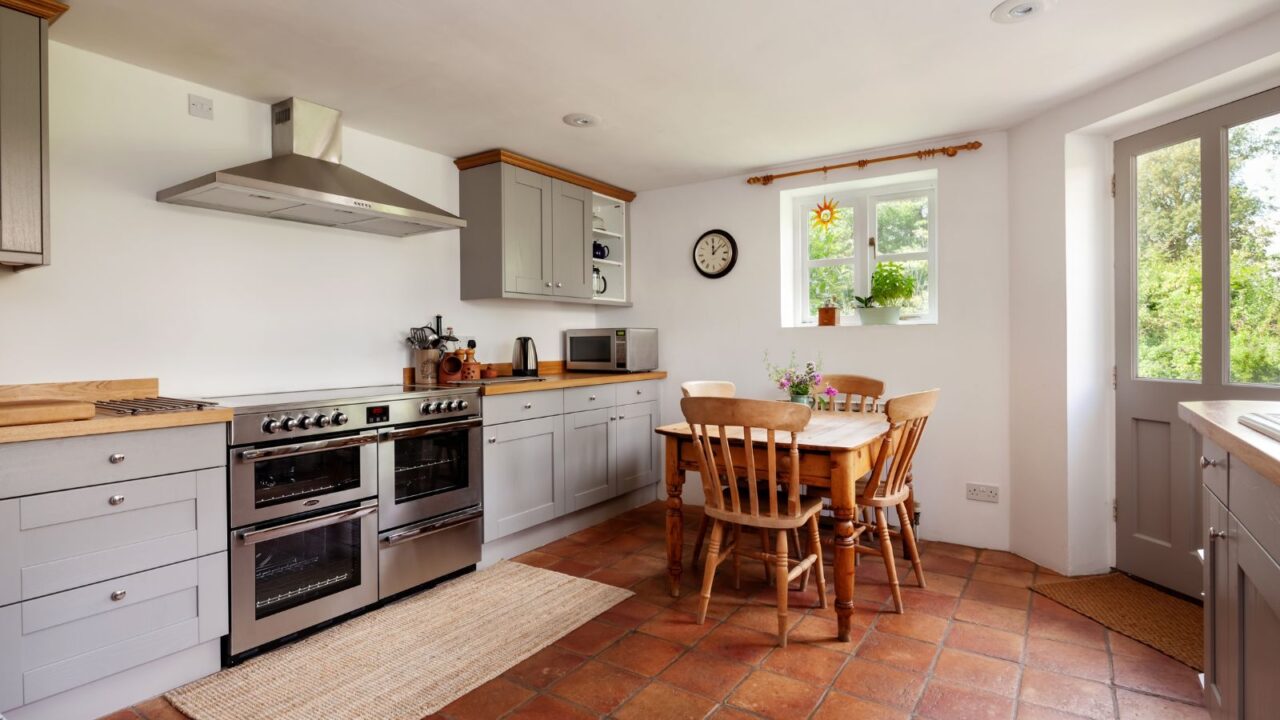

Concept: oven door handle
[[238, 501, 378, 546], [239, 432, 377, 462], [381, 506, 483, 546], [381, 418, 481, 442]]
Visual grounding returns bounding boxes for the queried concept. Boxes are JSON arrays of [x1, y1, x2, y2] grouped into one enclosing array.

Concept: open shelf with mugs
[[591, 192, 628, 304]]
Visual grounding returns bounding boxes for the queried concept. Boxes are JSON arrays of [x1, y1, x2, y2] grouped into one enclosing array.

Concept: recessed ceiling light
[[563, 113, 601, 128], [990, 0, 1053, 24]]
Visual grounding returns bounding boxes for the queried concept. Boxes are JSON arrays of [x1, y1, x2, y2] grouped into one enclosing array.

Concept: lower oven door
[[229, 499, 378, 657], [378, 505, 483, 599], [378, 419, 482, 531], [231, 430, 379, 527]]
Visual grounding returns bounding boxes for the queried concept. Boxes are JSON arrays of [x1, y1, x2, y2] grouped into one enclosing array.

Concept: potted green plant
[[855, 262, 916, 325]]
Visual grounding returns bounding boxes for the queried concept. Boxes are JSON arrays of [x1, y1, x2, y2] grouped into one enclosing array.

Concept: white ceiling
[[51, 0, 1280, 191]]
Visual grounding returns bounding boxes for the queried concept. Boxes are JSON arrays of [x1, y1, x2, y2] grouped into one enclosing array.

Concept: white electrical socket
[[966, 483, 999, 503], [188, 93, 213, 120]]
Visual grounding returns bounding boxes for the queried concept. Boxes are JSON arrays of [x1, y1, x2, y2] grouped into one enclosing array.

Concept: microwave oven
[[564, 328, 659, 373]]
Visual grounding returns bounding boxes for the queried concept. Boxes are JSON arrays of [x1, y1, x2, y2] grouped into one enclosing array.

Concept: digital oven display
[[366, 405, 390, 424]]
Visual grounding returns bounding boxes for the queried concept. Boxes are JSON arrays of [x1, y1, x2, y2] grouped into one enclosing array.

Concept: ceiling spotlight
[[563, 113, 601, 128], [990, 0, 1053, 23]]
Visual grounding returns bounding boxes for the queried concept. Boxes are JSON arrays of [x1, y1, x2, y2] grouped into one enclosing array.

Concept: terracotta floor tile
[[978, 549, 1038, 571], [629, 575, 681, 607], [610, 552, 671, 576], [695, 622, 778, 664], [98, 710, 142, 720], [760, 642, 847, 686], [933, 648, 1022, 697], [954, 598, 1029, 633], [920, 571, 969, 597], [548, 558, 597, 578], [659, 650, 753, 701], [833, 657, 926, 709], [132, 699, 188, 720], [554, 619, 627, 655], [923, 553, 977, 577], [596, 596, 665, 629], [502, 646, 587, 689], [724, 604, 803, 635], [549, 659, 646, 714], [569, 526, 618, 544], [1114, 688, 1209, 719], [1032, 593, 1092, 622], [440, 677, 534, 720], [1019, 668, 1116, 719], [964, 579, 1032, 609], [639, 608, 718, 645], [1111, 652, 1202, 704], [812, 691, 911, 720], [570, 545, 629, 567], [788, 614, 861, 650], [601, 533, 653, 553], [672, 588, 744, 621], [614, 681, 718, 720], [710, 706, 762, 719], [1107, 632, 1167, 661], [945, 621, 1026, 662], [1026, 636, 1111, 682], [512, 550, 561, 569], [923, 541, 979, 562], [726, 670, 825, 720], [598, 632, 685, 676], [875, 610, 949, 643], [899, 587, 961, 618], [856, 630, 938, 672], [505, 694, 596, 720], [918, 678, 1016, 720], [540, 537, 587, 557], [1017, 701, 1095, 719], [586, 567, 645, 588], [1028, 614, 1108, 650]]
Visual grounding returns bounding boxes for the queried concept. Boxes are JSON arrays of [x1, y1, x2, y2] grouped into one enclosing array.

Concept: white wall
[[603, 132, 1012, 551], [0, 43, 595, 397]]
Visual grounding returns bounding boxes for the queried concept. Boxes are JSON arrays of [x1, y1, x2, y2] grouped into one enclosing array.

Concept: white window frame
[[791, 178, 937, 326]]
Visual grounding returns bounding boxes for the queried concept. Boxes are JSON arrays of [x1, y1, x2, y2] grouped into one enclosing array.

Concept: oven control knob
[[314, 413, 331, 428], [332, 411, 349, 426], [261, 418, 280, 434], [458, 400, 469, 411], [429, 401, 444, 414], [297, 415, 313, 430], [446, 400, 459, 412], [280, 416, 297, 432], [419, 401, 433, 415]]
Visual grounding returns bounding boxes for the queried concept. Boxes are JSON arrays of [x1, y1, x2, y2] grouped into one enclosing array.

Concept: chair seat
[[704, 494, 824, 530], [807, 476, 910, 507]]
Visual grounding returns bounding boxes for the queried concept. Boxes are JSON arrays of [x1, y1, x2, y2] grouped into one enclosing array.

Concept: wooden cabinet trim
[[455, 149, 636, 202], [0, 0, 67, 23]]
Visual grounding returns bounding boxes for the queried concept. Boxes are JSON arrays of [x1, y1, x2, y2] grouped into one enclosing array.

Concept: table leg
[[830, 449, 859, 642], [665, 436, 685, 597]]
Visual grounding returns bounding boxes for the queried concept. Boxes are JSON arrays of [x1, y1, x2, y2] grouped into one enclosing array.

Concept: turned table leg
[[665, 436, 685, 597], [831, 449, 859, 642]]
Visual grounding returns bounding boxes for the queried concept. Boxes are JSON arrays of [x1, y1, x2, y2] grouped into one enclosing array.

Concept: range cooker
[[210, 384, 482, 659]]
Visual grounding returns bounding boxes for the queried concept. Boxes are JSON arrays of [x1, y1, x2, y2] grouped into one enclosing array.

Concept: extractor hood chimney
[[157, 98, 465, 237]]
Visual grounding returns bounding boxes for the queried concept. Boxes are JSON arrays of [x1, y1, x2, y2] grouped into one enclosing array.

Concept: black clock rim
[[693, 229, 738, 279]]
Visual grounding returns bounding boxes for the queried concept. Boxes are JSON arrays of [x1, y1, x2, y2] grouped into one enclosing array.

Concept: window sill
[[789, 316, 938, 328]]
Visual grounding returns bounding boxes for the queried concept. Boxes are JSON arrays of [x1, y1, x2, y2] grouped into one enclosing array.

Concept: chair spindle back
[[861, 389, 938, 502], [821, 374, 886, 413]]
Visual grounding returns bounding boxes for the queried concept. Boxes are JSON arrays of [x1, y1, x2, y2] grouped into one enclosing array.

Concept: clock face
[[693, 230, 738, 278]]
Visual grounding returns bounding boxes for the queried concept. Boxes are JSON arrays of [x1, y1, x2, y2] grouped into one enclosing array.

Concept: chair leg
[[758, 528, 773, 583], [897, 502, 926, 589], [697, 520, 724, 624], [775, 529, 790, 647], [902, 483, 916, 561], [876, 508, 903, 613], [732, 524, 742, 591], [691, 514, 709, 569], [795, 527, 810, 592], [809, 515, 828, 609]]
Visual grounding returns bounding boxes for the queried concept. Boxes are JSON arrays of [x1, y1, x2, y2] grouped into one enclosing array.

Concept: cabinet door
[[1230, 516, 1280, 720], [502, 166, 553, 295], [614, 400, 658, 495], [1203, 489, 1234, 719], [551, 179, 592, 298], [0, 6, 45, 262], [565, 408, 614, 512], [482, 416, 564, 541]]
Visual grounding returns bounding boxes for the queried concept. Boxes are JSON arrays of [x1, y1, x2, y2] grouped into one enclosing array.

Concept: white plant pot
[[856, 307, 900, 325]]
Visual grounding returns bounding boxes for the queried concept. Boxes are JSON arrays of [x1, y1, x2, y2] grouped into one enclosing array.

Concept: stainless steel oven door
[[378, 505, 482, 599], [228, 499, 378, 657], [378, 419, 482, 531], [230, 430, 378, 528]]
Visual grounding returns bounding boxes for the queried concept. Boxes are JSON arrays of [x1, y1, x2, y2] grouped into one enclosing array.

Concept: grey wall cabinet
[[0, 4, 49, 269], [482, 415, 565, 542]]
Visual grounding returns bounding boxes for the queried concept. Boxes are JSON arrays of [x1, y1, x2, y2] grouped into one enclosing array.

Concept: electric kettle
[[512, 337, 539, 377]]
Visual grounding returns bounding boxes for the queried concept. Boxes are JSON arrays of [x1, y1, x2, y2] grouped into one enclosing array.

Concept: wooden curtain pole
[[746, 140, 982, 186]]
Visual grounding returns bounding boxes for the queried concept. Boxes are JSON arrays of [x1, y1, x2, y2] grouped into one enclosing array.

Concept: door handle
[[382, 506, 483, 546], [1199, 456, 1222, 469], [238, 502, 377, 545], [1209, 527, 1227, 540]]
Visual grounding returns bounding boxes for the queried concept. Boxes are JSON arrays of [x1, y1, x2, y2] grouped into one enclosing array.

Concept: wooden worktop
[[0, 378, 231, 444], [476, 370, 667, 396], [1180, 400, 1280, 486]]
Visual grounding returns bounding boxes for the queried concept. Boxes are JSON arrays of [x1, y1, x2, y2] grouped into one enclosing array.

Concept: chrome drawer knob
[[589, 395, 596, 401], [523, 403, 533, 409], [545, 282, 552, 287], [1200, 456, 1221, 469], [110, 590, 127, 601], [109, 453, 126, 464], [488, 437, 497, 444], [1209, 527, 1227, 540], [636, 389, 642, 395], [108, 494, 126, 506]]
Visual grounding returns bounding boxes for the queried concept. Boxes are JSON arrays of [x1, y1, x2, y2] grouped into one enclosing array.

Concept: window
[[786, 173, 937, 325]]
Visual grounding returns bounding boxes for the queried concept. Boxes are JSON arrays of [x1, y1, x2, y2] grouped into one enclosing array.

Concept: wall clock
[[692, 229, 738, 279]]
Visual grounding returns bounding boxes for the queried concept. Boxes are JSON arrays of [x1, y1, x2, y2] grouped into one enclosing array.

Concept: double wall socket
[[966, 483, 1000, 503]]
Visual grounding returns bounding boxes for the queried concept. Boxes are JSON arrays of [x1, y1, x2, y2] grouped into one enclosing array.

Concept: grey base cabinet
[[483, 415, 565, 541], [565, 407, 615, 512]]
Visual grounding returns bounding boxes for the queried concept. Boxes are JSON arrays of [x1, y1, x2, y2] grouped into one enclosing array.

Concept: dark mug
[[592, 240, 610, 259]]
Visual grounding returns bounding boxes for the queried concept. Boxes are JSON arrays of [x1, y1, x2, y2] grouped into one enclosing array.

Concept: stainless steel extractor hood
[[157, 98, 465, 237]]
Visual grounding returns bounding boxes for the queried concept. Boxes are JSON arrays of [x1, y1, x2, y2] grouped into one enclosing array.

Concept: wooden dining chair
[[680, 397, 826, 646], [820, 374, 885, 413], [854, 388, 938, 613], [681, 380, 736, 399]]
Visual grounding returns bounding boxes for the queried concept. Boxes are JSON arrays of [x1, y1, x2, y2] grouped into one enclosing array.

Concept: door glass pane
[[1228, 112, 1280, 384], [875, 196, 929, 254], [569, 335, 611, 363], [254, 446, 363, 508], [393, 429, 471, 504], [254, 517, 361, 619], [1136, 138, 1202, 381]]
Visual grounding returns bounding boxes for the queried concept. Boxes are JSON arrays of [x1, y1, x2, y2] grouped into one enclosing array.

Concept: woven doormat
[[167, 561, 631, 720], [1032, 573, 1202, 670]]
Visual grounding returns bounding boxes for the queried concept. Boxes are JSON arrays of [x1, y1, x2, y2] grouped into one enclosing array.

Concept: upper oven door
[[378, 418, 482, 531], [230, 430, 379, 528], [565, 330, 617, 371]]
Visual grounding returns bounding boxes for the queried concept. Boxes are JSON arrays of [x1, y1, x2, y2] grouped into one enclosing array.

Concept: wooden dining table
[[656, 409, 889, 642]]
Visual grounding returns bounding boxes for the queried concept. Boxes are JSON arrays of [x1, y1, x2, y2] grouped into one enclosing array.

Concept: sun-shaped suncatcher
[[811, 196, 839, 230]]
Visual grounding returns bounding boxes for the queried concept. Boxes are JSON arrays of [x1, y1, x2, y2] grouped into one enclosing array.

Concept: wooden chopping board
[[0, 399, 96, 427]]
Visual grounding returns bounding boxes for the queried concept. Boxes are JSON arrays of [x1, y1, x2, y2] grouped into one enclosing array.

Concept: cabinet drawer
[[1201, 437, 1228, 503], [564, 385, 616, 414], [483, 389, 564, 426], [1230, 460, 1280, 562], [617, 380, 659, 405], [0, 423, 225, 500]]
